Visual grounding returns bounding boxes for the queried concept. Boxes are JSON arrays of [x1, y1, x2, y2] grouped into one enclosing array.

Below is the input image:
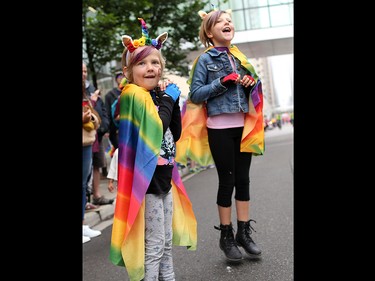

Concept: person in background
[[105, 72, 125, 150], [110, 18, 197, 281], [107, 147, 118, 193], [82, 62, 113, 206], [178, 8, 265, 262], [82, 79, 102, 243], [290, 111, 294, 126]]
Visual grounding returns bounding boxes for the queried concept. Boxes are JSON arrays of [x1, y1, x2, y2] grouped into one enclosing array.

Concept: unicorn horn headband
[[121, 18, 168, 53]]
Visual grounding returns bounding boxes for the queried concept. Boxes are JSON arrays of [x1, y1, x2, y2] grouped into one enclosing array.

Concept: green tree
[[83, 0, 210, 87]]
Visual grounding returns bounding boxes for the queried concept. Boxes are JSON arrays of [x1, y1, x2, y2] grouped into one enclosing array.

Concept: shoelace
[[243, 220, 257, 242], [247, 219, 257, 234]]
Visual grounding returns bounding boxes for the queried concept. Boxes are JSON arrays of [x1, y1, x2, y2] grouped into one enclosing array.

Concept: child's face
[[132, 49, 162, 91], [208, 12, 234, 46]]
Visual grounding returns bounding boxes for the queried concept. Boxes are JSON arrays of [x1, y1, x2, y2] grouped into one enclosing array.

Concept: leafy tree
[[83, 0, 210, 87]]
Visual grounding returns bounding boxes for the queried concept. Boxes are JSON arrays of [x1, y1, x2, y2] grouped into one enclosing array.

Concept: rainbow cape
[[110, 83, 197, 281], [175, 46, 264, 166]]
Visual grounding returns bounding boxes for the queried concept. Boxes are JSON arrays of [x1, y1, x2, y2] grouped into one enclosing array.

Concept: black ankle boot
[[235, 220, 262, 257], [214, 223, 243, 261]]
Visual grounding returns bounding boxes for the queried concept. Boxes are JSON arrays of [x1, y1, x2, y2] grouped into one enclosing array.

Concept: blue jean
[[82, 145, 93, 221]]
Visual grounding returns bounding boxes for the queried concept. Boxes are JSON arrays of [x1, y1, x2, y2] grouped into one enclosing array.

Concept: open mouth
[[222, 27, 231, 33]]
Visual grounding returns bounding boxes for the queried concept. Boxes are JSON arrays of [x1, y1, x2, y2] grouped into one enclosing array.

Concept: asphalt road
[[83, 124, 294, 281]]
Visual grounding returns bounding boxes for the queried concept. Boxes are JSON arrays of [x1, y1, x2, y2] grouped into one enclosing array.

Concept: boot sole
[[225, 256, 243, 262], [219, 245, 243, 261], [237, 244, 262, 258]]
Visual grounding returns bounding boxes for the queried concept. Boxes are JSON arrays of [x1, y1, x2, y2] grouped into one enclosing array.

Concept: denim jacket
[[189, 48, 250, 117]]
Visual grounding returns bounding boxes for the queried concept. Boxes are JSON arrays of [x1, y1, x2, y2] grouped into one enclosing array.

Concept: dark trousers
[[207, 127, 252, 207]]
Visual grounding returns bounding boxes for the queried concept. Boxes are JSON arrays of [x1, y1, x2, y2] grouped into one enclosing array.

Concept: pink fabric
[[206, 112, 245, 129], [92, 133, 100, 152]]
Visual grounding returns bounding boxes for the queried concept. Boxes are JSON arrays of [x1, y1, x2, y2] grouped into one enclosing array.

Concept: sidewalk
[[86, 123, 293, 230]]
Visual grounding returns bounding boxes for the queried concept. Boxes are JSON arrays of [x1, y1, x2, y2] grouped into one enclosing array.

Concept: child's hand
[[164, 83, 181, 102], [90, 91, 99, 101], [82, 109, 92, 123], [239, 75, 255, 87], [108, 180, 116, 192], [158, 79, 173, 92], [221, 73, 240, 85]]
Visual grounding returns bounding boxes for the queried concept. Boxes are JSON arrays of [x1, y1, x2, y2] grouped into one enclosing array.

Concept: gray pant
[[144, 191, 175, 281]]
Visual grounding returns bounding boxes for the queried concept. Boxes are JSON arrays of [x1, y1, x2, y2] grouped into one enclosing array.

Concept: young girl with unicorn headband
[[110, 17, 197, 281], [176, 7, 264, 262]]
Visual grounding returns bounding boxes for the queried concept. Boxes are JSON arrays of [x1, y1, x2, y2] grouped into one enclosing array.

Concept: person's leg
[[208, 128, 241, 223], [159, 191, 175, 281], [82, 145, 92, 222], [233, 149, 261, 256], [83, 145, 99, 243], [92, 165, 101, 199], [144, 194, 165, 280], [92, 143, 113, 205], [233, 149, 252, 222], [208, 127, 242, 261]]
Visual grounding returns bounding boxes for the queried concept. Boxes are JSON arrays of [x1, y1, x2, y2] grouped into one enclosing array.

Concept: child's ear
[[156, 32, 168, 45], [122, 35, 133, 48], [198, 10, 207, 20]]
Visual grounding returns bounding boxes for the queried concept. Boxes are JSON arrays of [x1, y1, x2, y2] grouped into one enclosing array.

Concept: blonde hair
[[199, 10, 231, 48], [121, 46, 166, 83]]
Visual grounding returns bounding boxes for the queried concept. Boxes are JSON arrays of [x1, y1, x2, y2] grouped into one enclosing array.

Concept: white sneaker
[[83, 235, 91, 244], [83, 225, 101, 238]]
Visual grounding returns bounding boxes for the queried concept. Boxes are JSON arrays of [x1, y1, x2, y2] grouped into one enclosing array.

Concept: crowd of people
[[82, 62, 115, 243], [83, 7, 266, 281]]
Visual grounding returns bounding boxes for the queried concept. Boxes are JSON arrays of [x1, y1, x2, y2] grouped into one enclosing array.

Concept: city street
[[83, 124, 293, 281]]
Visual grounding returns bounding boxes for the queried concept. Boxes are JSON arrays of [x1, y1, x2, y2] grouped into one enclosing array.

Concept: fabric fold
[[110, 83, 197, 281]]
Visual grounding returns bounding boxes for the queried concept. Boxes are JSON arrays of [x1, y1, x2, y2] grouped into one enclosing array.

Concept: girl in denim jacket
[[187, 9, 264, 262]]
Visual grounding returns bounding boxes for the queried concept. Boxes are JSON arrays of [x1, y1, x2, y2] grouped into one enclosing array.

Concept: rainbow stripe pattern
[[175, 99, 214, 166], [109, 84, 197, 281], [230, 45, 265, 155]]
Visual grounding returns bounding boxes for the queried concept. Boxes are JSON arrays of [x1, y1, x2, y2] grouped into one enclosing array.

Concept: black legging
[[207, 127, 252, 207]]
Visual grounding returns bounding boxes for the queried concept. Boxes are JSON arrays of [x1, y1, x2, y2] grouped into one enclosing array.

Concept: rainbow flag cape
[[109, 84, 197, 281], [175, 46, 264, 166]]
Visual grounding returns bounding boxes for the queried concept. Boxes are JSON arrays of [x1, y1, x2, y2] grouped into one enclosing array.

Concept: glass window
[[245, 0, 269, 8], [289, 4, 294, 25], [230, 0, 243, 10], [207, 1, 230, 11], [233, 10, 246, 31], [268, 0, 287, 4], [270, 5, 292, 26], [221, 2, 230, 10], [250, 7, 270, 29]]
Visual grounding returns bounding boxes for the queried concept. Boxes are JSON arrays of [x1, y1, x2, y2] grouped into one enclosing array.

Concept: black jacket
[[86, 84, 109, 142]]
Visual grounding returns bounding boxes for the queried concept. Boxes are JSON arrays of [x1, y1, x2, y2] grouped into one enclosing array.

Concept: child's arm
[[107, 148, 118, 192]]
